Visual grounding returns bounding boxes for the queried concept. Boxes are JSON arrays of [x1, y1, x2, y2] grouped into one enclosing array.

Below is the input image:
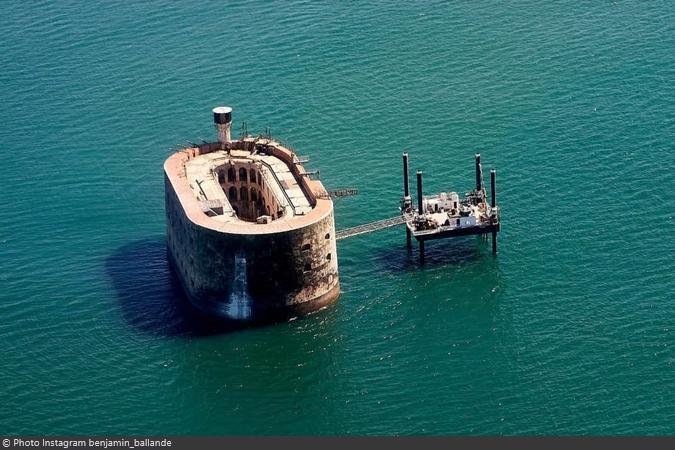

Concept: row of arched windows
[[216, 164, 281, 220], [226, 167, 259, 184], [228, 186, 261, 203]]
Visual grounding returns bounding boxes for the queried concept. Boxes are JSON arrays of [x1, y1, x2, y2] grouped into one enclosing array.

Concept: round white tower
[[213, 106, 233, 143]]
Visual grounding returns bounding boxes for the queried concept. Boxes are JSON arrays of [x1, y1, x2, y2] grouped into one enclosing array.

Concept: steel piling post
[[416, 170, 423, 216], [475, 153, 482, 192], [403, 153, 411, 247], [416, 170, 425, 260], [491, 169, 497, 255], [403, 153, 410, 198]]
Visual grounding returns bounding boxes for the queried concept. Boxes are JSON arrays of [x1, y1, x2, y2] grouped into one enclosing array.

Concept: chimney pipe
[[213, 106, 233, 143]]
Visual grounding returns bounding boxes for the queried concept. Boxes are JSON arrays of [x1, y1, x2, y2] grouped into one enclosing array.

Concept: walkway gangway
[[336, 216, 406, 240]]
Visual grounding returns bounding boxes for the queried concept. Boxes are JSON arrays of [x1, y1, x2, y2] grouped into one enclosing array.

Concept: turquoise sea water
[[1, 0, 674, 435]]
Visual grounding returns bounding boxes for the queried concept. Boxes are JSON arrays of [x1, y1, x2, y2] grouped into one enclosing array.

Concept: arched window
[[250, 169, 256, 183], [301, 243, 311, 252], [326, 253, 332, 261], [239, 168, 247, 182], [228, 167, 236, 182], [304, 262, 312, 272], [324, 233, 330, 240], [251, 189, 258, 202], [228, 186, 237, 201], [240, 187, 248, 201], [218, 171, 224, 183]]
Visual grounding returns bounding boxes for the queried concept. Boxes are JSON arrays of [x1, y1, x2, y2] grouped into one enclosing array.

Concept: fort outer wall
[[164, 143, 340, 321]]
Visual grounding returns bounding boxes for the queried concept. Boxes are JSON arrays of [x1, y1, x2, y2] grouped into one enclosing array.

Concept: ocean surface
[[1, 0, 674, 435]]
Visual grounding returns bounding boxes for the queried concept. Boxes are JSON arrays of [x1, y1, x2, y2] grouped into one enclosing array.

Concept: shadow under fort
[[105, 238, 251, 337]]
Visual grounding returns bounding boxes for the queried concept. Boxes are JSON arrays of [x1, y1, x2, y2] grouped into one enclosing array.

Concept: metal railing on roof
[[257, 159, 298, 216]]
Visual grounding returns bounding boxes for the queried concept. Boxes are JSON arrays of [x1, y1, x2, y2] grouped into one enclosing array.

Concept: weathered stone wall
[[165, 175, 340, 321]]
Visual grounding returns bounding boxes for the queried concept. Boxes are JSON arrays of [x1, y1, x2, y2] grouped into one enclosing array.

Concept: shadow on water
[[105, 238, 250, 337], [371, 234, 494, 273], [108, 235, 495, 337]]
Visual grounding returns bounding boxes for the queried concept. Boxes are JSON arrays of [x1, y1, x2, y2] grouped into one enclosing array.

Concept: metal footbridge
[[336, 215, 406, 240]]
